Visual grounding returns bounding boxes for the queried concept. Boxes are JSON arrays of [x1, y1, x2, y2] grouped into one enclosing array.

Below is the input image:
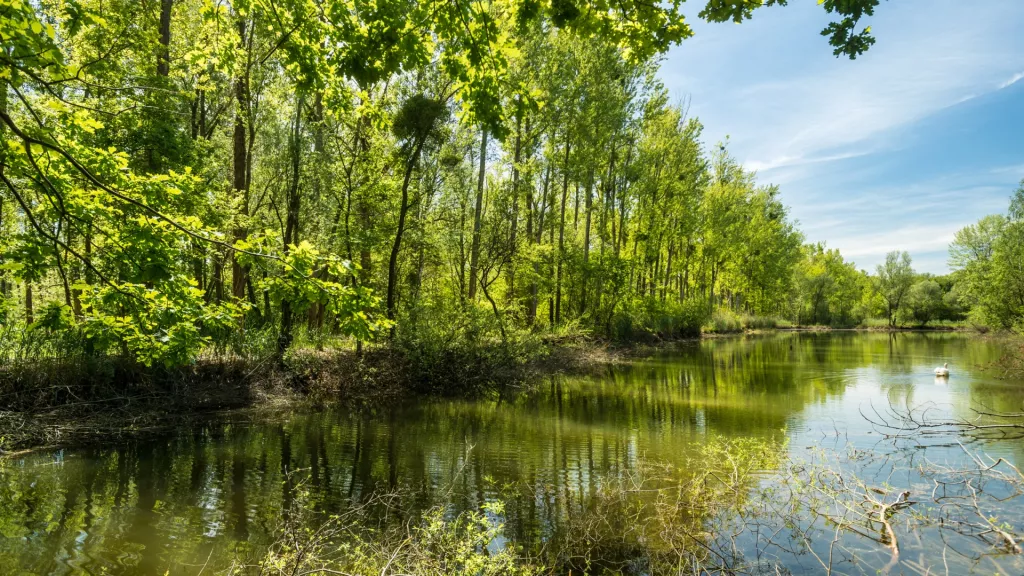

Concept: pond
[[2, 332, 1022, 575]]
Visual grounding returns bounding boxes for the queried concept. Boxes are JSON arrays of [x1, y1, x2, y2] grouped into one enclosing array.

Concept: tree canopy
[[0, 0, 914, 367]]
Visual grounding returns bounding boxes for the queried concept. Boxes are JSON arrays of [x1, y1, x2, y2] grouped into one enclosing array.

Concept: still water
[[1, 332, 1022, 574]]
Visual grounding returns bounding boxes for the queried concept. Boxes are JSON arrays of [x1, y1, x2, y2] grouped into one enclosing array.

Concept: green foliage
[[874, 250, 915, 327], [741, 313, 778, 330], [950, 180, 1024, 331], [255, 497, 536, 576], [792, 243, 866, 327], [0, 0, 895, 376], [699, 0, 881, 58], [609, 297, 708, 341], [392, 95, 450, 143], [393, 298, 546, 395], [242, 240, 391, 343], [902, 279, 943, 326], [706, 308, 743, 333]]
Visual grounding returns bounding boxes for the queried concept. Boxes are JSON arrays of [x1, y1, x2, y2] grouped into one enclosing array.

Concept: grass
[[237, 435, 788, 576], [702, 309, 784, 333], [858, 317, 972, 330], [704, 309, 743, 333]]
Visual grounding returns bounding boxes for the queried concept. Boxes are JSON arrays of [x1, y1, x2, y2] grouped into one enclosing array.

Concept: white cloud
[[746, 150, 873, 174], [660, 0, 1024, 171], [655, 0, 1024, 274], [830, 224, 959, 259], [990, 163, 1024, 176], [793, 178, 1012, 273], [998, 71, 1024, 89]]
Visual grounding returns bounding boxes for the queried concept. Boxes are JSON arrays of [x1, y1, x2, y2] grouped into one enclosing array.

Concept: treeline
[[789, 246, 967, 329], [0, 0, 816, 366], [0, 0, 1014, 372], [788, 181, 1024, 331], [949, 183, 1024, 331]]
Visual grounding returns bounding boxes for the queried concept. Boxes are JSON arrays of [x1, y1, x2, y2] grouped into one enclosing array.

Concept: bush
[[859, 317, 891, 329], [392, 298, 545, 396], [607, 297, 708, 342], [705, 308, 743, 333], [741, 314, 778, 330], [252, 486, 537, 576]]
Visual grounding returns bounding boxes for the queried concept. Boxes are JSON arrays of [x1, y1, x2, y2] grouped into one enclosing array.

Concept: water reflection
[[0, 332, 1018, 574]]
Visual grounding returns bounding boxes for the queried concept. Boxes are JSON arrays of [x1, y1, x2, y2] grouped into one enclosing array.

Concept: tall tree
[[875, 250, 915, 327]]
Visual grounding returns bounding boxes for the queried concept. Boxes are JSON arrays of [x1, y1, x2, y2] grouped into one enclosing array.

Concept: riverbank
[[0, 336, 698, 454], [712, 323, 976, 334], [0, 327, 1011, 455]]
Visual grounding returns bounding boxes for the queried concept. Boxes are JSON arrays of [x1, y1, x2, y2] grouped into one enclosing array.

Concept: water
[[1, 332, 1022, 574]]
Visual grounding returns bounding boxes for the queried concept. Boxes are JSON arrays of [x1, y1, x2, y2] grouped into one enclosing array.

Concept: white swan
[[934, 362, 950, 377]]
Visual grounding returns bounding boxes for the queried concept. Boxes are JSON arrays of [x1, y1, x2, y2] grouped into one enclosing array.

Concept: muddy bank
[[0, 337, 692, 454]]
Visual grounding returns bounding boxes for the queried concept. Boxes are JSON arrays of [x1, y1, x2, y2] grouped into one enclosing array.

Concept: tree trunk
[[192, 240, 205, 294], [191, 89, 204, 140], [573, 182, 580, 231], [545, 161, 555, 326], [709, 263, 717, 315], [54, 229, 72, 309], [458, 172, 468, 300], [386, 137, 428, 324], [617, 143, 632, 256], [555, 138, 570, 324], [0, 82, 6, 298], [230, 19, 250, 302], [308, 92, 327, 331], [24, 282, 32, 325], [212, 256, 224, 303], [147, 0, 173, 172], [580, 169, 593, 315], [530, 161, 550, 327], [353, 115, 372, 291], [662, 241, 674, 302], [507, 110, 522, 306], [468, 128, 487, 302], [277, 93, 304, 359], [681, 242, 691, 301], [0, 199, 5, 298], [157, 0, 173, 77]]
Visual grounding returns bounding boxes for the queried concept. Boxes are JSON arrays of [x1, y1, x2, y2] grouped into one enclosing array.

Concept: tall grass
[[608, 297, 708, 342], [392, 298, 547, 396], [858, 317, 973, 330], [702, 309, 781, 333], [242, 435, 788, 576]]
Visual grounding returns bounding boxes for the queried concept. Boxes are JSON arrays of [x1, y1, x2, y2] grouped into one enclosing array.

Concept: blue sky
[[658, 0, 1024, 274]]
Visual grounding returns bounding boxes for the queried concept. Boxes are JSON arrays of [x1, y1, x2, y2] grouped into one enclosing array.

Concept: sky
[[657, 0, 1024, 274]]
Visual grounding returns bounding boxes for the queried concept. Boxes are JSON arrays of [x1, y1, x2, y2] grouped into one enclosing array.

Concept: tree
[[875, 251, 915, 327], [949, 181, 1024, 329], [793, 243, 864, 326], [904, 279, 943, 326], [0, 0, 892, 366]]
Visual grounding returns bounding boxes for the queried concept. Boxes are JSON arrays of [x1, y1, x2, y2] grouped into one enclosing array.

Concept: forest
[[0, 0, 1022, 373], [3, 2, 1024, 575]]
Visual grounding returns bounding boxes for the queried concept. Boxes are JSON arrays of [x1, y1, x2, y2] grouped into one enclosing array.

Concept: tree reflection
[[0, 333, 1011, 574]]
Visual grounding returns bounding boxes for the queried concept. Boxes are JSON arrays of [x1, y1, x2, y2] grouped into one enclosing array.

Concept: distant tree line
[[788, 181, 1024, 330]]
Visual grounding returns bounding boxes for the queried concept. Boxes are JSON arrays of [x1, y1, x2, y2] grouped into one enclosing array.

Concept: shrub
[[252, 488, 537, 576], [741, 314, 778, 330], [392, 298, 545, 396], [607, 297, 708, 342], [705, 308, 743, 333]]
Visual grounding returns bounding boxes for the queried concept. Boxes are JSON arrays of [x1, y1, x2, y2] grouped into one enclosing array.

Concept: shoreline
[[0, 328, 990, 456], [0, 338, 658, 455]]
